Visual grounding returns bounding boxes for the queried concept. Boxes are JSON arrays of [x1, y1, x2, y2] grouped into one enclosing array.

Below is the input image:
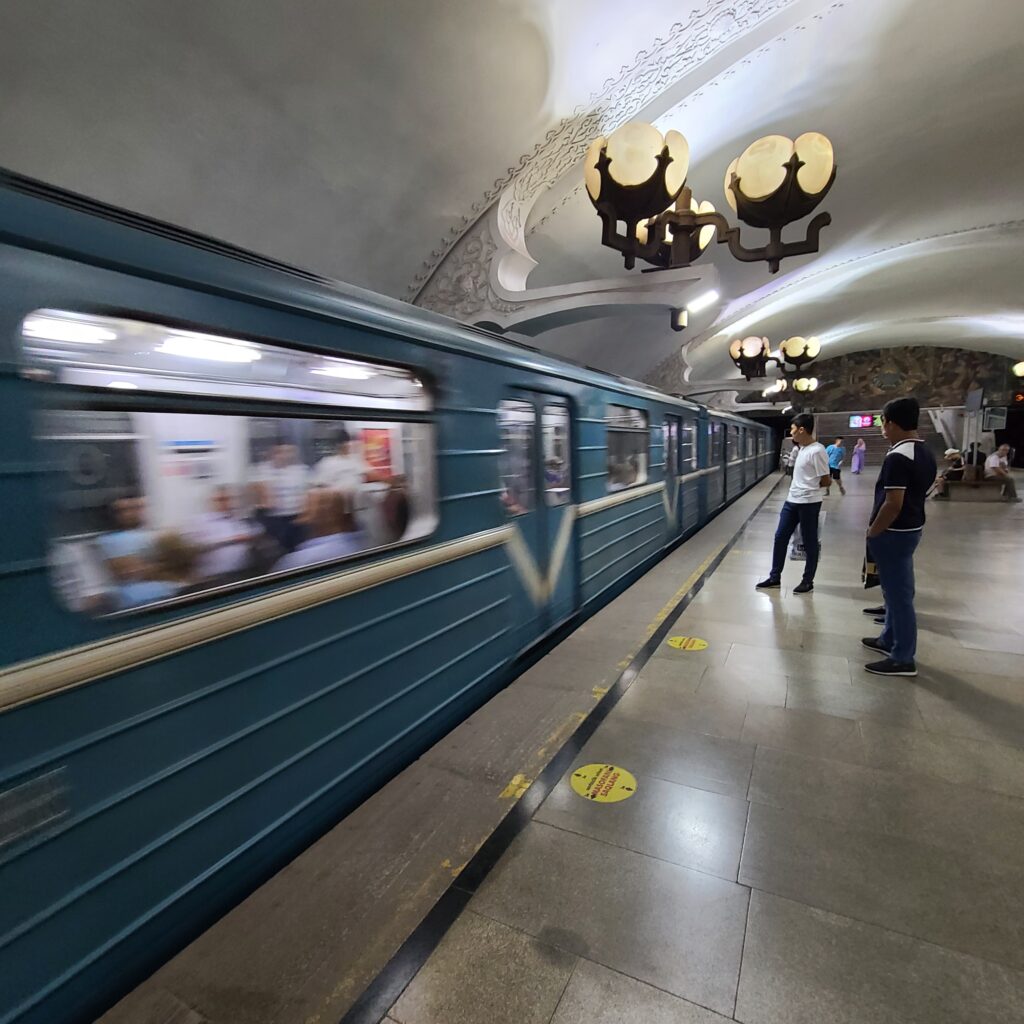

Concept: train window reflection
[[498, 400, 535, 515], [607, 405, 648, 492], [681, 417, 696, 471], [543, 406, 571, 506], [45, 410, 437, 615], [664, 416, 680, 480]]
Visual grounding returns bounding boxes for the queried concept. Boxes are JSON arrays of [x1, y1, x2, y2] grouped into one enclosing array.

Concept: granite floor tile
[[735, 891, 1024, 1024], [612, 679, 750, 745], [536, 766, 748, 880], [739, 802, 1024, 970], [634, 657, 707, 692], [748, 746, 1024, 871], [695, 666, 789, 708], [857, 718, 1024, 798], [471, 822, 750, 1016], [390, 911, 575, 1024], [740, 704, 865, 765], [550, 958, 732, 1024], [785, 676, 926, 729], [725, 641, 852, 683]]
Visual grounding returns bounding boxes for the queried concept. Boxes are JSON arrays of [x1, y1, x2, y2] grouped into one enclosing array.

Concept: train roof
[[0, 168, 767, 423]]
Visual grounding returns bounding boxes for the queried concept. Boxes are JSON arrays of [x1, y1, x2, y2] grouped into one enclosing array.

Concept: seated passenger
[[932, 448, 965, 498], [96, 496, 155, 583], [984, 444, 1020, 501], [272, 490, 366, 572], [189, 485, 263, 581]]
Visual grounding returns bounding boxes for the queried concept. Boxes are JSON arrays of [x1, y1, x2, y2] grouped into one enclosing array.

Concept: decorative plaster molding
[[410, 0, 800, 312]]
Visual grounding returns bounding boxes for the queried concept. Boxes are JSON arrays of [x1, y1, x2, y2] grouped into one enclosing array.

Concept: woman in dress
[[851, 437, 867, 474]]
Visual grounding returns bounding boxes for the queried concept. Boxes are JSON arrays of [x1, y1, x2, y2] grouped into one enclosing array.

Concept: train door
[[663, 414, 682, 539], [706, 421, 726, 511], [497, 392, 577, 652]]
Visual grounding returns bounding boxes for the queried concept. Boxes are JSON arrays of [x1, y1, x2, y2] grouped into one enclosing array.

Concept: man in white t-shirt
[[984, 444, 1019, 501], [757, 413, 831, 593], [314, 426, 366, 503], [253, 444, 310, 552]]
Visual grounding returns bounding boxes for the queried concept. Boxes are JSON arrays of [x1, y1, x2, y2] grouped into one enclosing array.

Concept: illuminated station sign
[[848, 414, 882, 428]]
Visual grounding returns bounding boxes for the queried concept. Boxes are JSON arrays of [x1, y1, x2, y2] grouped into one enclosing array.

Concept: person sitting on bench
[[932, 448, 965, 498], [985, 444, 1020, 502]]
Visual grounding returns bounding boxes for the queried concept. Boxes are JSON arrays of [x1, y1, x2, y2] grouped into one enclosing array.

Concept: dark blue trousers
[[770, 500, 822, 582], [868, 530, 921, 663]]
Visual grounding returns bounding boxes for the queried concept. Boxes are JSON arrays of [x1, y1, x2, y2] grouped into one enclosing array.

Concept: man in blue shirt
[[824, 436, 847, 495], [862, 398, 937, 677]]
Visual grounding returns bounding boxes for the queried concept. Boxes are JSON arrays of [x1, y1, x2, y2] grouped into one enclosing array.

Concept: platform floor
[[100, 470, 1024, 1024], [385, 471, 1024, 1024]]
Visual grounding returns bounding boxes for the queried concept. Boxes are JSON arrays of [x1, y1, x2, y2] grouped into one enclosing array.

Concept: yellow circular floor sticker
[[570, 763, 637, 803], [667, 635, 709, 651]]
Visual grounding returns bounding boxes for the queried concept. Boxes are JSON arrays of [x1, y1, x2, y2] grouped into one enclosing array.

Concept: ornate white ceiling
[[2, 0, 1022, 403]]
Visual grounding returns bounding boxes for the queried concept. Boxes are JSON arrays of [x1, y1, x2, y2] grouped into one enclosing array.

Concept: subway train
[[0, 171, 774, 1024]]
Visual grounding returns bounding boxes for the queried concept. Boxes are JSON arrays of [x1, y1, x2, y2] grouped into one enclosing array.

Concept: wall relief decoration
[[738, 346, 1018, 409]]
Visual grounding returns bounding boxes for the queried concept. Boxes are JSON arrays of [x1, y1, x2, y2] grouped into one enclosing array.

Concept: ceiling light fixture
[[686, 289, 720, 314], [585, 123, 836, 274], [156, 333, 261, 363], [23, 316, 117, 345], [311, 363, 375, 380], [106, 381, 139, 390], [728, 334, 822, 381], [1013, 361, 1024, 377]]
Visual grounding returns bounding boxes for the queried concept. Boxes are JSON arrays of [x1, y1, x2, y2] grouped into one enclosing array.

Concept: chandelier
[[585, 124, 836, 274], [729, 335, 821, 380]]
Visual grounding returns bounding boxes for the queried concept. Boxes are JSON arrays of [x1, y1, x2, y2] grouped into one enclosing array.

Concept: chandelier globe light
[[729, 336, 771, 379], [1013, 361, 1024, 377], [585, 122, 837, 274], [779, 336, 822, 371], [794, 376, 819, 393]]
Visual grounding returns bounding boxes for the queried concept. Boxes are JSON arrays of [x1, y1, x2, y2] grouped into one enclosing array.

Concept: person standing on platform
[[825, 436, 847, 495], [851, 437, 867, 474], [757, 413, 831, 594], [861, 397, 937, 677]]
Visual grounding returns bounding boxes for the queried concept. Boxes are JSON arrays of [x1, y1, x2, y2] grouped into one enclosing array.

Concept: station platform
[[100, 469, 1024, 1024]]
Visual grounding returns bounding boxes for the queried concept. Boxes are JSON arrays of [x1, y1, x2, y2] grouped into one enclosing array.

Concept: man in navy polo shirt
[[862, 397, 937, 677]]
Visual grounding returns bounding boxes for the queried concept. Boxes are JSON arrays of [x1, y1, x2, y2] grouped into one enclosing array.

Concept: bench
[[942, 477, 1009, 502]]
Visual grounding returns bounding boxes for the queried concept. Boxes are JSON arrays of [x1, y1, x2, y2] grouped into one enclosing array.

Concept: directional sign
[[570, 763, 637, 803], [666, 635, 709, 651]]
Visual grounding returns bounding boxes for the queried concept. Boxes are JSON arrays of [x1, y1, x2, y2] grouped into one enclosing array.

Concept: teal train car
[[0, 171, 773, 1024]]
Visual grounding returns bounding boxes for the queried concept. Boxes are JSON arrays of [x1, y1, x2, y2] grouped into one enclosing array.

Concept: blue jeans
[[770, 501, 821, 582], [868, 530, 922, 663]]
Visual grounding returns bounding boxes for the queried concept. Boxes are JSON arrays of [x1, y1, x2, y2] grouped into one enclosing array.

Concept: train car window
[[680, 417, 697, 471], [726, 425, 739, 461], [542, 405, 571, 506], [606, 405, 649, 492], [23, 311, 437, 616], [745, 430, 755, 458], [498, 400, 536, 515], [663, 416, 680, 479], [710, 423, 724, 462]]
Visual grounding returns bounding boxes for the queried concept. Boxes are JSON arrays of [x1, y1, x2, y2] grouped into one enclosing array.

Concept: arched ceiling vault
[[2, 0, 1022, 402]]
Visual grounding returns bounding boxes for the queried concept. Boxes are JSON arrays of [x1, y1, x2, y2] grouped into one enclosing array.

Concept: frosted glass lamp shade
[[664, 130, 690, 195], [1012, 361, 1024, 377], [723, 158, 739, 212], [606, 122, 664, 187], [805, 336, 821, 358], [780, 336, 806, 360], [794, 377, 819, 392], [584, 136, 606, 200], [741, 336, 768, 358], [736, 135, 792, 200], [697, 200, 716, 249], [729, 338, 744, 361], [794, 133, 834, 195]]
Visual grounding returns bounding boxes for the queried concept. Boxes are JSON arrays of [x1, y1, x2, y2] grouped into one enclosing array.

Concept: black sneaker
[[865, 658, 917, 677], [862, 605, 885, 616], [756, 577, 781, 589], [793, 580, 814, 594], [861, 637, 891, 654]]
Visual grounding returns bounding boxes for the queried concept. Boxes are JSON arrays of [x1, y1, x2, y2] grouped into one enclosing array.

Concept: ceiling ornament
[[411, 0, 800, 309]]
